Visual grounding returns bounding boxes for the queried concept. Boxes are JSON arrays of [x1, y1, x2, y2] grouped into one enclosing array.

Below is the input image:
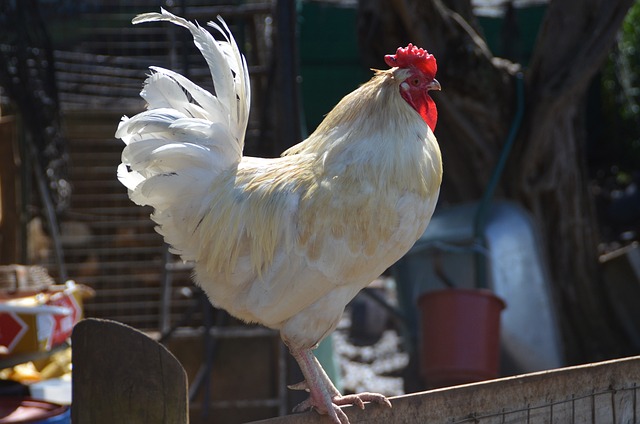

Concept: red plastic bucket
[[418, 288, 506, 388]]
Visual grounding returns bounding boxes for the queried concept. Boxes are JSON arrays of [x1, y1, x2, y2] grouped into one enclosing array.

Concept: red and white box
[[0, 281, 93, 358]]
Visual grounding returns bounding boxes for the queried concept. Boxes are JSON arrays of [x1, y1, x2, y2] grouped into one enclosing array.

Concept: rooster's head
[[384, 44, 440, 131]]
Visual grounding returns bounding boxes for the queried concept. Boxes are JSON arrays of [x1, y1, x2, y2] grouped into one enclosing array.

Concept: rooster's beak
[[427, 79, 441, 91]]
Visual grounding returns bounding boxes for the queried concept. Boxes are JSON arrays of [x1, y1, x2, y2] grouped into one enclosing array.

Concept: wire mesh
[[15, 0, 275, 330], [451, 382, 638, 424]]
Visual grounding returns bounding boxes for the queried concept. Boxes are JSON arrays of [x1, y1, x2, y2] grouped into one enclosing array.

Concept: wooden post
[[72, 318, 189, 424]]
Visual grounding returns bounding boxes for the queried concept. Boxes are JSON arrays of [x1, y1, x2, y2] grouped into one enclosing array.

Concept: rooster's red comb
[[384, 44, 437, 78]]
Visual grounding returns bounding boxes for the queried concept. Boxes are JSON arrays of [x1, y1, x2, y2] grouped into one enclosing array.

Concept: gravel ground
[[332, 281, 410, 397]]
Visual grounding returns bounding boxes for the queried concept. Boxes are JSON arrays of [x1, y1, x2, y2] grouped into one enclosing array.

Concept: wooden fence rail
[[251, 356, 640, 424]]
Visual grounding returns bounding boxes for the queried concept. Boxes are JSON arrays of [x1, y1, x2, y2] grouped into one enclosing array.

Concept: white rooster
[[116, 9, 442, 423]]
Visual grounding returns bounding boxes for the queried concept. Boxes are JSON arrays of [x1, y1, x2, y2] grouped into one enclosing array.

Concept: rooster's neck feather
[[284, 69, 442, 199]]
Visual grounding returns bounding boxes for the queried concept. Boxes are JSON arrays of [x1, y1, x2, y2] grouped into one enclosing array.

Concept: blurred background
[[1, 0, 640, 423]]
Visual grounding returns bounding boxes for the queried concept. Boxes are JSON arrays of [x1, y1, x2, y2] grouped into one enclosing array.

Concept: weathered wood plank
[[72, 318, 188, 424], [249, 356, 640, 423]]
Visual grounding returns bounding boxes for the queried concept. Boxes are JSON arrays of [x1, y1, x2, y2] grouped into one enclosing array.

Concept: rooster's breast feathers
[[190, 118, 440, 335]]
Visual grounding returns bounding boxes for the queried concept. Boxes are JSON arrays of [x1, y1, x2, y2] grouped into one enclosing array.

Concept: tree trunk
[[358, 0, 635, 362], [511, 0, 635, 361]]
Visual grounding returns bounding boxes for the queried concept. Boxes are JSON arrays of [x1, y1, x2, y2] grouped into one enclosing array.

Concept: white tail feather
[[116, 9, 250, 257]]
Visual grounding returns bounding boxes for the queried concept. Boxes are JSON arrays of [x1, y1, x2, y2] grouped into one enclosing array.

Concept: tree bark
[[511, 0, 635, 361], [358, 0, 635, 362]]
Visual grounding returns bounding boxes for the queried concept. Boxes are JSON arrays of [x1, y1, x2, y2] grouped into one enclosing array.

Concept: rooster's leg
[[288, 348, 391, 424]]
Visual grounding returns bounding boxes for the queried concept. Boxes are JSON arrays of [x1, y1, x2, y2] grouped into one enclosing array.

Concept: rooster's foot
[[288, 348, 392, 424], [291, 386, 391, 424]]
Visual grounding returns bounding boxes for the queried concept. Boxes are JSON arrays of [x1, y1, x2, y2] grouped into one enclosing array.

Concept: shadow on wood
[[72, 318, 188, 424]]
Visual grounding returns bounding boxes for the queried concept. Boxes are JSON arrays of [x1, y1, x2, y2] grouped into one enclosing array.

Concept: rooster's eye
[[411, 78, 421, 86]]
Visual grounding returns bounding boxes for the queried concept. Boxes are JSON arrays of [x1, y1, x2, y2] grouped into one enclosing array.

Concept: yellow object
[[1, 346, 72, 384], [6, 362, 41, 383], [40, 347, 72, 379]]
